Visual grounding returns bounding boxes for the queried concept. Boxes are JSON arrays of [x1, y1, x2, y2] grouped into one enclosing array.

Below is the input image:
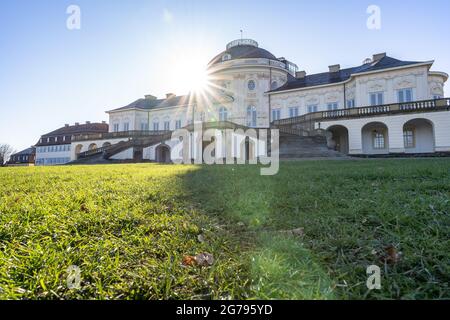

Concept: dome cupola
[[208, 39, 278, 67]]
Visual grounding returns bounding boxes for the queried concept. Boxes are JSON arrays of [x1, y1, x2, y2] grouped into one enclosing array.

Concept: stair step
[[276, 133, 344, 159]]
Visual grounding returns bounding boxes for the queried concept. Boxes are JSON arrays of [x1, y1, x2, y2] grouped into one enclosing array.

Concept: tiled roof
[[269, 56, 427, 93], [11, 147, 35, 157], [109, 91, 234, 112], [110, 95, 192, 112], [41, 123, 109, 138]]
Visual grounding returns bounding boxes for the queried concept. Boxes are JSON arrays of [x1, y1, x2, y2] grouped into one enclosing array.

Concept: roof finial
[[240, 29, 243, 40]]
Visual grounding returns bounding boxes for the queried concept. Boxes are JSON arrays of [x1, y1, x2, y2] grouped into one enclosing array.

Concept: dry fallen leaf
[[182, 255, 197, 266], [80, 203, 89, 213], [381, 245, 402, 265]]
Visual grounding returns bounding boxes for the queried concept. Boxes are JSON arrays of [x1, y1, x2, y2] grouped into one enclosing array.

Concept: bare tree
[[0, 144, 15, 166]]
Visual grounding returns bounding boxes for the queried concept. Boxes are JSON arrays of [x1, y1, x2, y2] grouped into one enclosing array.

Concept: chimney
[[145, 94, 157, 100], [373, 52, 386, 62], [102, 121, 107, 124], [86, 121, 91, 125], [65, 124, 70, 128], [75, 122, 80, 126], [296, 71, 307, 79], [328, 64, 340, 73], [166, 93, 176, 99]]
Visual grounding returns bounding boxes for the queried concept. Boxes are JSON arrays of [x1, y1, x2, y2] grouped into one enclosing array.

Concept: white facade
[[320, 111, 450, 155], [35, 144, 72, 166], [269, 66, 446, 118]]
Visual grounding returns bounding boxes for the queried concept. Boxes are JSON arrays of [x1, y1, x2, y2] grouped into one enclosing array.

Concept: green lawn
[[0, 159, 449, 299]]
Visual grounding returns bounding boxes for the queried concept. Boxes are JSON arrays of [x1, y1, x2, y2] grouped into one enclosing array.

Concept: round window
[[248, 80, 256, 91], [271, 81, 278, 90]]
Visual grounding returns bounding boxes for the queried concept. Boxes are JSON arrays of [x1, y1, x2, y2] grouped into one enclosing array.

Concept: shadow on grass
[[180, 159, 450, 300], [180, 164, 336, 300]]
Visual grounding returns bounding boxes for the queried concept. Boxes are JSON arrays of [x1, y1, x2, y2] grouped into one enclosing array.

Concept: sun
[[189, 67, 210, 93], [165, 50, 213, 95]]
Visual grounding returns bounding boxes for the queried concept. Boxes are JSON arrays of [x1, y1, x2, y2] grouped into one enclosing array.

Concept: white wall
[[35, 145, 72, 166], [320, 111, 450, 154], [71, 138, 127, 160]]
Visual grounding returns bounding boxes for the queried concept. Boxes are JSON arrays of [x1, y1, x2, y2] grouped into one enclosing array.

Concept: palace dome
[[208, 39, 278, 67]]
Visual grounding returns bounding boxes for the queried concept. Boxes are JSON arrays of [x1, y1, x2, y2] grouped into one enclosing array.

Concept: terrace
[[272, 98, 450, 129]]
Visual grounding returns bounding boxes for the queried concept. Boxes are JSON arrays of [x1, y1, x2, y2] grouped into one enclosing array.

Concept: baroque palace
[[30, 38, 449, 165]]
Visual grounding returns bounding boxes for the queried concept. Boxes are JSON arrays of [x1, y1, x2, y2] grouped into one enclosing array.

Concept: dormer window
[[222, 54, 231, 62]]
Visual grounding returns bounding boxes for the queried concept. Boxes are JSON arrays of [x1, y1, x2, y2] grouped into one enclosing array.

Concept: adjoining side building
[[35, 122, 108, 166], [7, 147, 36, 166]]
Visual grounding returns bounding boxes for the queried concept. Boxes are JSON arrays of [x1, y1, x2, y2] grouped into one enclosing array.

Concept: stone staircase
[[272, 121, 346, 159], [69, 132, 173, 165], [278, 132, 345, 159], [68, 119, 346, 164]]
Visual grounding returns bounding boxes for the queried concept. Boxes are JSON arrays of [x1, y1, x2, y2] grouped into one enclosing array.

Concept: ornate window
[[248, 80, 256, 91], [175, 120, 182, 129], [370, 92, 384, 106], [403, 127, 415, 148], [219, 107, 228, 122], [140, 122, 149, 131], [346, 99, 355, 108], [153, 119, 159, 131], [164, 120, 170, 131], [327, 102, 339, 111], [246, 106, 257, 127], [307, 105, 318, 113], [289, 107, 299, 118], [373, 130, 386, 149], [398, 88, 413, 103]]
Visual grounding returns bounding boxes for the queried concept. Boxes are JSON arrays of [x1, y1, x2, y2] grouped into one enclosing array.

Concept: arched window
[[246, 106, 257, 127], [248, 80, 256, 91], [153, 118, 159, 131], [163, 117, 170, 131], [219, 107, 228, 122]]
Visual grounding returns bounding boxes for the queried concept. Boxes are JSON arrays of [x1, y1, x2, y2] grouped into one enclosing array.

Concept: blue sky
[[1, 0, 449, 151]]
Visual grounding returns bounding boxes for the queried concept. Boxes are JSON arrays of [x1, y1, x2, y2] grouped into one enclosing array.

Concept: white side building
[[35, 122, 108, 166]]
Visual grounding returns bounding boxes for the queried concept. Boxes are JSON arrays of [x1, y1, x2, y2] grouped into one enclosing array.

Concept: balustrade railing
[[73, 130, 172, 142], [272, 98, 449, 127]]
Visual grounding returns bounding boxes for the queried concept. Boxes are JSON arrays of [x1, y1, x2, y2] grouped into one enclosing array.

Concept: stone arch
[[75, 144, 83, 155], [403, 118, 435, 153], [155, 144, 171, 163], [102, 142, 112, 148], [361, 122, 389, 155], [326, 125, 349, 154], [88, 143, 98, 151]]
